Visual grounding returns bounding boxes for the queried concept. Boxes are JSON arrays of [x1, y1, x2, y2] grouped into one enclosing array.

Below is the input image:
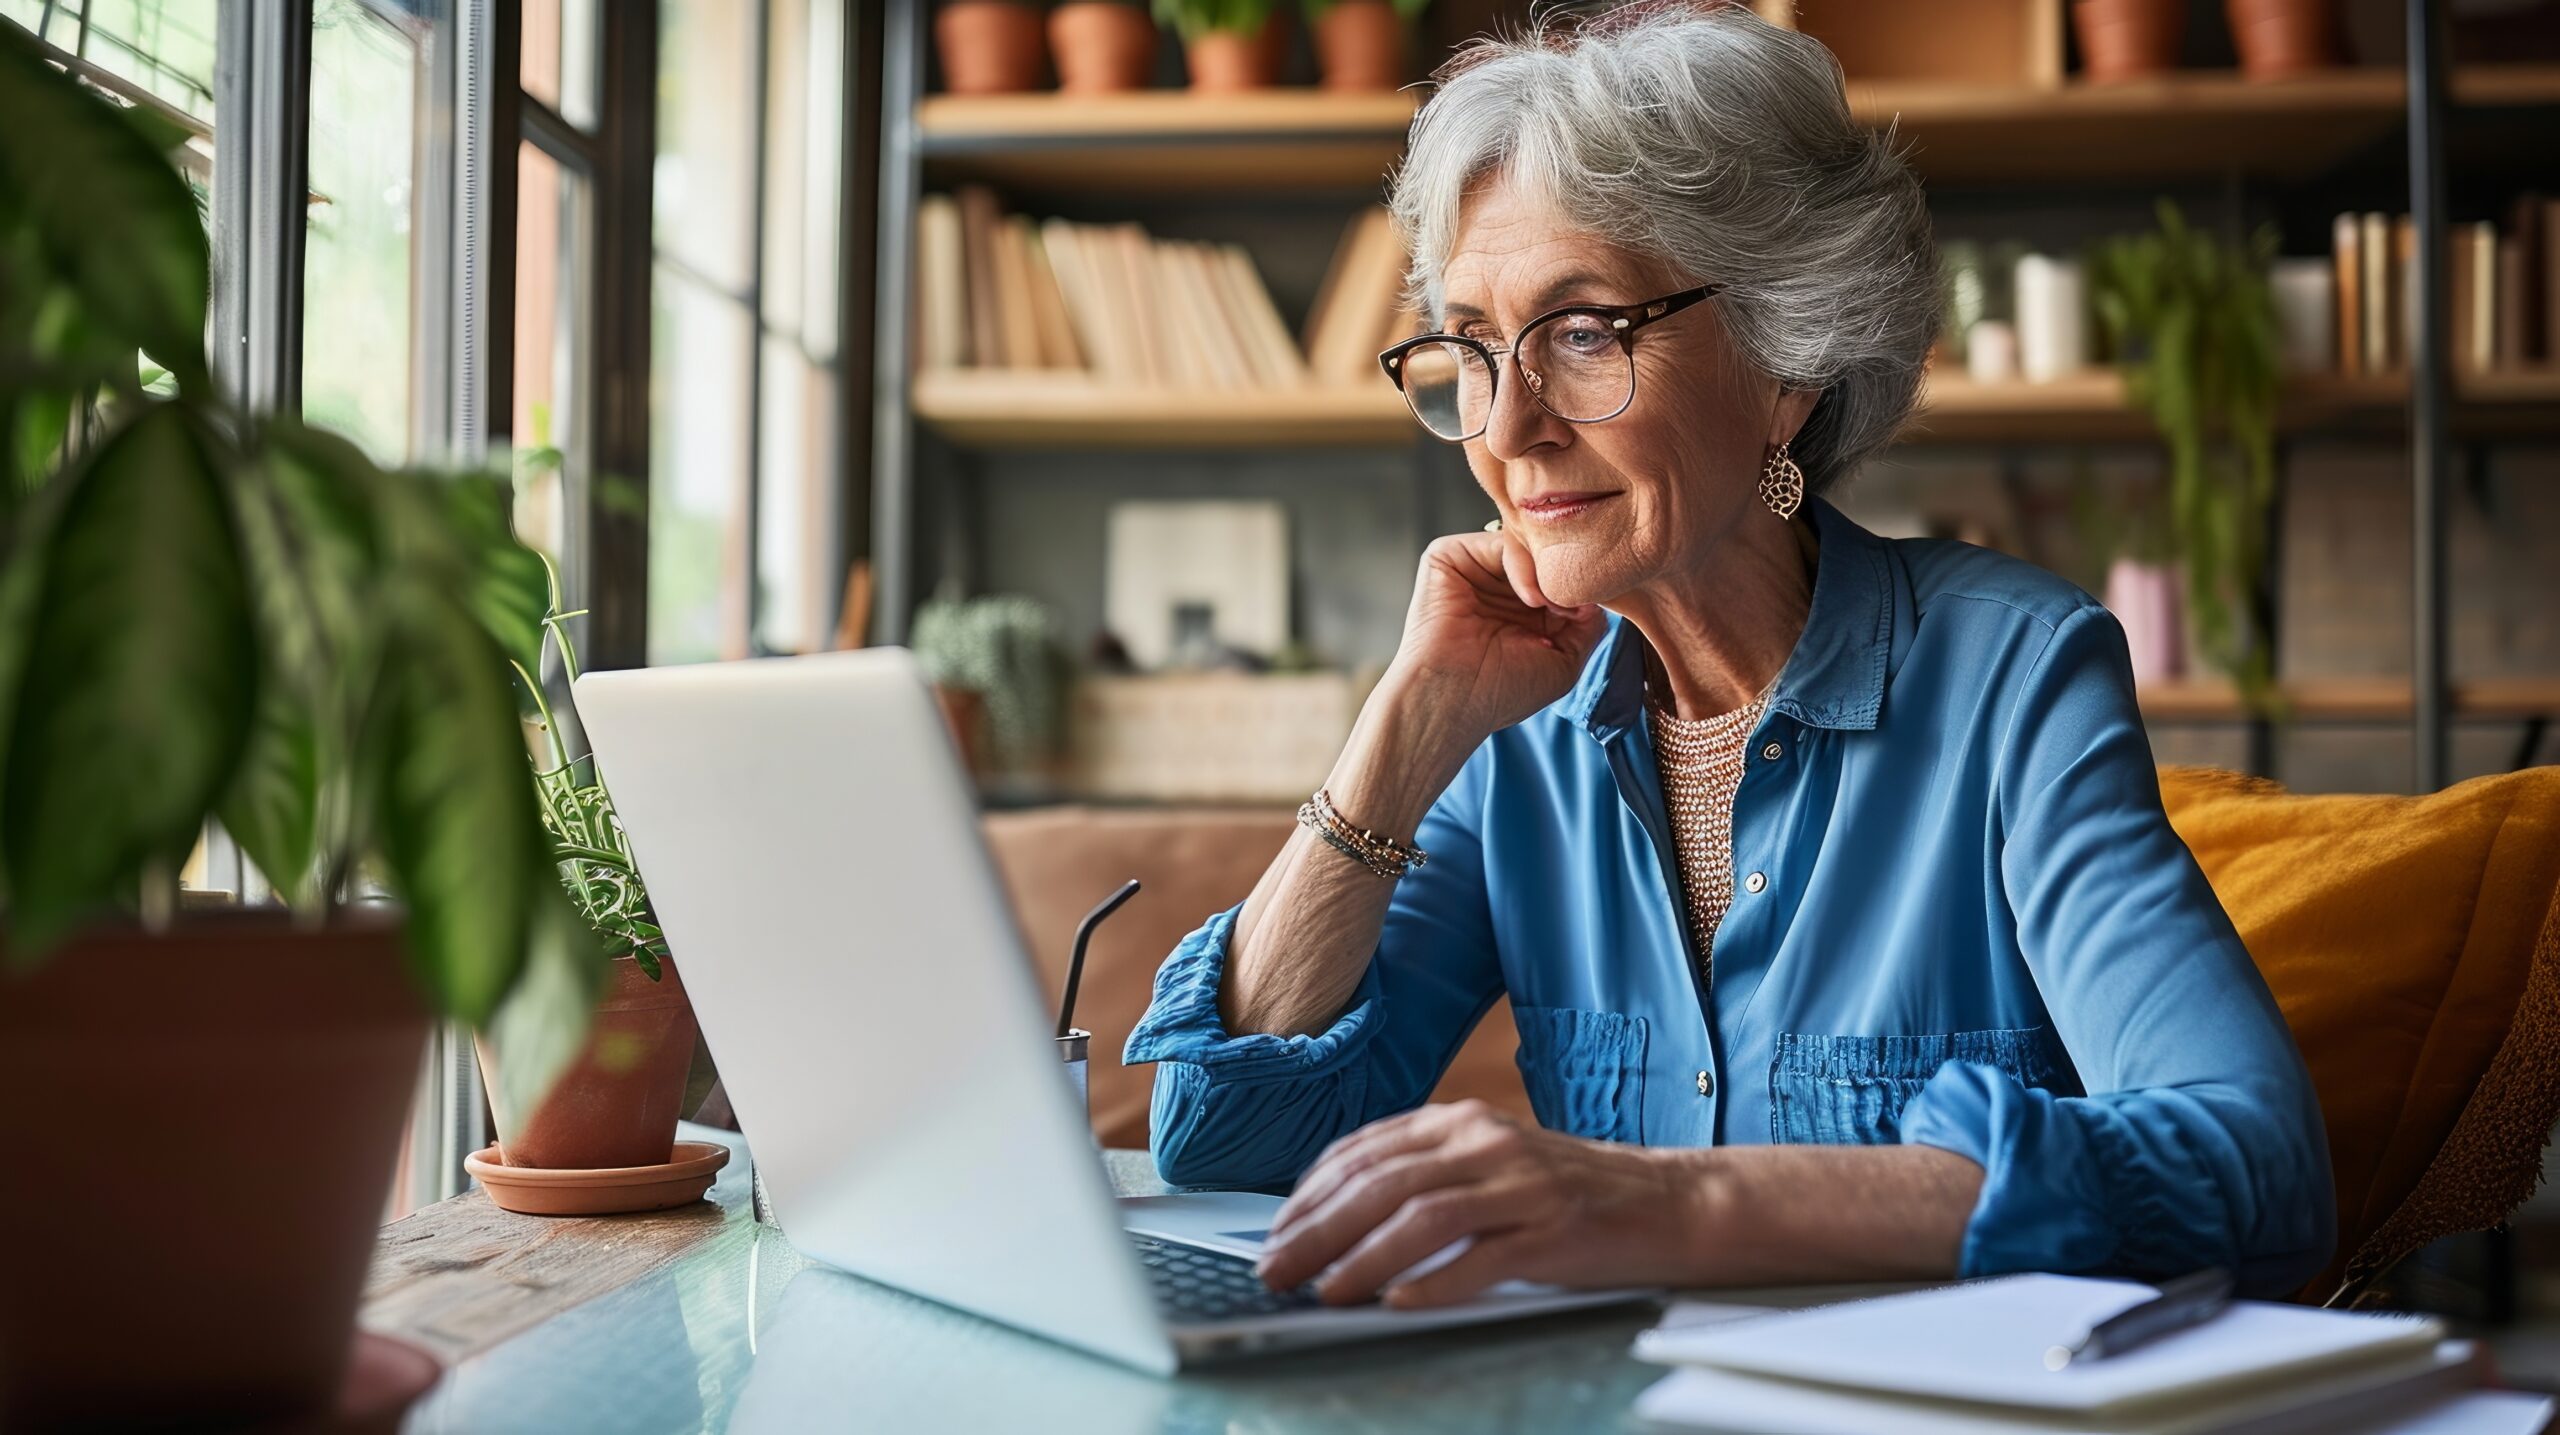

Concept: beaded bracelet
[[1296, 788, 1430, 880]]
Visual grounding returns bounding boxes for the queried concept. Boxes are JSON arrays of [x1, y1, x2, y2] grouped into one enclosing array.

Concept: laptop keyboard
[[1129, 1232, 1332, 1322]]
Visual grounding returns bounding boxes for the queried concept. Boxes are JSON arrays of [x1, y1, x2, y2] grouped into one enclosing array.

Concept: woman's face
[[1437, 176, 1813, 609]]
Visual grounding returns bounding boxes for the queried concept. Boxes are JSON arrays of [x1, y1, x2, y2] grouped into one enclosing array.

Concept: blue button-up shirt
[[1125, 497, 2335, 1296]]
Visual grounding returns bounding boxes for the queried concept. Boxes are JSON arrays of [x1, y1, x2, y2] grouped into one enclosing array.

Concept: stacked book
[[913, 189, 1418, 389], [2331, 194, 2558, 376]]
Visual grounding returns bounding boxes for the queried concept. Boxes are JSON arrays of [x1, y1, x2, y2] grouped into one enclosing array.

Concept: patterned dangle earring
[[1758, 440, 1805, 521]]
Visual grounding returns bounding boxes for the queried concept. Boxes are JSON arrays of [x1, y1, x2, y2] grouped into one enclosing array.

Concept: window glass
[[649, 265, 753, 665], [512, 139, 591, 579], [303, 0, 422, 462], [518, 0, 598, 130]]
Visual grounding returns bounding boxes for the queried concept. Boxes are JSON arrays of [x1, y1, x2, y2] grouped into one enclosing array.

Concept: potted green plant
[[1051, 0, 1159, 93], [2088, 199, 2284, 710], [0, 27, 597, 1429], [1155, 0, 1287, 91], [475, 560, 700, 1178], [939, 0, 1050, 94], [1303, 0, 1426, 92]]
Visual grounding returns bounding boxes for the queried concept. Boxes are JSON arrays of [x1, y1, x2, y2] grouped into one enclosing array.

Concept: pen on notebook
[[2044, 1267, 2235, 1370]]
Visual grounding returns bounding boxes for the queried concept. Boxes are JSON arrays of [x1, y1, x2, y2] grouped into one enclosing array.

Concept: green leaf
[[2, 404, 253, 951], [434, 473, 550, 674], [478, 884, 607, 1137], [0, 23, 211, 397], [366, 579, 549, 1023], [218, 678, 320, 906]]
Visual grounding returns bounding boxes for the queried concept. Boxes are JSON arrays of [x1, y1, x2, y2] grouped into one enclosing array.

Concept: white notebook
[[1632, 1273, 2445, 1417]]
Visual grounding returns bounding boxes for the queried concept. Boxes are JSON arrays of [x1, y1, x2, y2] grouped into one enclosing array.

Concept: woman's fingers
[[1383, 1228, 1541, 1309], [1267, 1111, 1437, 1239], [1257, 1145, 1485, 1291], [1312, 1183, 1522, 1305], [1497, 530, 1550, 611]]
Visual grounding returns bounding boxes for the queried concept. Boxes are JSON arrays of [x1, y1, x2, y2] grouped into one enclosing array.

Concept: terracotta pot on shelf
[[2072, 0, 2187, 82], [1184, 15, 1289, 92], [2226, 0, 2342, 79], [0, 915, 429, 1430], [1312, 0, 1404, 92], [937, 0, 1048, 95], [1051, 2, 1159, 93], [477, 953, 699, 1172]]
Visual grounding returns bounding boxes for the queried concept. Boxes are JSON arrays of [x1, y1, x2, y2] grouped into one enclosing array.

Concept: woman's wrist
[[1322, 674, 1483, 841]]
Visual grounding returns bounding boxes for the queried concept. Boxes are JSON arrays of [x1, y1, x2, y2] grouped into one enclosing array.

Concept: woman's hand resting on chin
[[1383, 530, 1612, 752]]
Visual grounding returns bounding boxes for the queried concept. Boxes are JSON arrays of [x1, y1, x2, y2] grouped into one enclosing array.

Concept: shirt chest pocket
[[1768, 1027, 2057, 1146], [1512, 1006, 1650, 1145]]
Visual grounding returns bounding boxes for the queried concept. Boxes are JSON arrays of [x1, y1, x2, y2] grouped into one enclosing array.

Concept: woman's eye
[[1553, 320, 1612, 353]]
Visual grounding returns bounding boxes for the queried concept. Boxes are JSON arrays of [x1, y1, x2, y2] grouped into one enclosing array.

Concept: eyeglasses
[[1377, 285, 1723, 443]]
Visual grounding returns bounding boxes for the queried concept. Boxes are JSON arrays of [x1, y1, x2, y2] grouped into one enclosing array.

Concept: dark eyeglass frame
[[1376, 284, 1725, 442]]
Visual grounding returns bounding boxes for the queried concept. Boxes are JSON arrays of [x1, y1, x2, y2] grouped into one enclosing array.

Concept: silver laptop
[[572, 648, 1644, 1373]]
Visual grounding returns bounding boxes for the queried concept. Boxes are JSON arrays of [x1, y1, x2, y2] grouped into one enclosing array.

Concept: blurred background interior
[[17, 0, 2558, 1353]]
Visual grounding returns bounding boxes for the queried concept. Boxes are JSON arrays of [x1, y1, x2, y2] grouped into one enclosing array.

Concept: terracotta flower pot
[[478, 953, 700, 1171], [937, 0, 1048, 95], [0, 915, 428, 1430], [2226, 0, 2342, 79], [2073, 0, 2187, 82], [1313, 0, 1405, 91], [1185, 15, 1288, 92], [1050, 2, 1158, 93]]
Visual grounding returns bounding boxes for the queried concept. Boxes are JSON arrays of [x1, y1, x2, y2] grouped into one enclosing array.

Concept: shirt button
[[1761, 741, 1783, 761], [1744, 871, 1767, 894], [1696, 1069, 1716, 1097]]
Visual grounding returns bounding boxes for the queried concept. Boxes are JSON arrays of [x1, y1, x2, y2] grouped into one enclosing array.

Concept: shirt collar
[[1562, 495, 1894, 741]]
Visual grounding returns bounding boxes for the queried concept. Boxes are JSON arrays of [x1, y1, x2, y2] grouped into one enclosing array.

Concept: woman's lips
[[1513, 492, 1620, 524]]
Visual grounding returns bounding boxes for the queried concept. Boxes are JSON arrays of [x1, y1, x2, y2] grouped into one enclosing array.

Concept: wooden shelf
[[1859, 66, 2560, 184], [914, 67, 2560, 192], [2139, 677, 2560, 723], [915, 368, 2560, 450], [912, 372, 1411, 448], [917, 91, 1419, 193], [1913, 369, 2560, 443]]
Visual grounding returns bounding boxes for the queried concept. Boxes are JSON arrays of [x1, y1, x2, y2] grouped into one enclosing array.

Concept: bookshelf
[[870, 0, 2560, 791]]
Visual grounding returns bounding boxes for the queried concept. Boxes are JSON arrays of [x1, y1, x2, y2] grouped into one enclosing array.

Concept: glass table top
[[395, 1143, 1670, 1435]]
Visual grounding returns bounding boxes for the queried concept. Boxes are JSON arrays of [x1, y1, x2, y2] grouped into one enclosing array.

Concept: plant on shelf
[[2088, 197, 2284, 711], [1155, 0, 1285, 89], [1302, 0, 1427, 92], [0, 23, 595, 1428]]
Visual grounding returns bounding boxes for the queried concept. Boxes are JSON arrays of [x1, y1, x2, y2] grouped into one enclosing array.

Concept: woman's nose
[[1482, 353, 1568, 460]]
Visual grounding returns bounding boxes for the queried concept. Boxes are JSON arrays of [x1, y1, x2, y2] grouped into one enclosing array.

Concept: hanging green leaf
[[1, 405, 253, 953], [365, 579, 551, 1024], [0, 23, 212, 398]]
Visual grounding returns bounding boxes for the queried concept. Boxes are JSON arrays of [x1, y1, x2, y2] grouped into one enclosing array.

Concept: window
[[303, 0, 433, 461], [648, 0, 848, 666]]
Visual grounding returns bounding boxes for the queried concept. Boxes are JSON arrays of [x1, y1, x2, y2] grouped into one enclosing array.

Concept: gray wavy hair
[[1387, 1, 1939, 493]]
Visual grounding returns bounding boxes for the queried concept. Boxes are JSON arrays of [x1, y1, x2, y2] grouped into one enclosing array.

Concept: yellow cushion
[[2159, 765, 2560, 1300]]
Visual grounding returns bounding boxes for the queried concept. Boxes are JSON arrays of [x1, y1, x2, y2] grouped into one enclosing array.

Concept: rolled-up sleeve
[[1898, 604, 2336, 1297], [1123, 748, 1506, 1190]]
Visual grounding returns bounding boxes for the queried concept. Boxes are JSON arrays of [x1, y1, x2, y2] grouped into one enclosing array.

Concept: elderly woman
[[1124, 2, 2333, 1310]]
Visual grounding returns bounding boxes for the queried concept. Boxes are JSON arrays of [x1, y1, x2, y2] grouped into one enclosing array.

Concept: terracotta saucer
[[465, 1139, 731, 1216]]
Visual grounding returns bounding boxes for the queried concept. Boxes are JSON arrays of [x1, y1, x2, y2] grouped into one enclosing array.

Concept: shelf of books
[[2139, 677, 2560, 724], [915, 68, 2560, 192], [913, 180, 2560, 450]]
